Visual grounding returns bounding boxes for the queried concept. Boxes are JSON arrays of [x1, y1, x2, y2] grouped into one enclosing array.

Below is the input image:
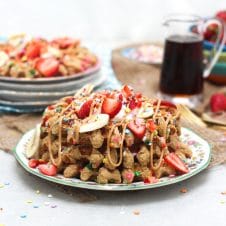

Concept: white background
[[0, 0, 225, 46]]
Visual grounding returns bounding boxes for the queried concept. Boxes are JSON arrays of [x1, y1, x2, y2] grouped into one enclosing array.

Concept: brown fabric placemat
[[112, 43, 226, 167], [0, 114, 41, 152]]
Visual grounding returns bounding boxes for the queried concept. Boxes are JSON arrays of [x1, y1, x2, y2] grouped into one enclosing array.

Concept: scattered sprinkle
[[33, 205, 39, 209], [86, 163, 92, 170], [20, 215, 27, 219], [36, 190, 40, 194], [133, 210, 140, 215], [51, 205, 57, 208], [180, 188, 188, 193], [134, 171, 141, 177], [48, 194, 53, 198], [125, 108, 131, 113], [221, 191, 226, 195], [4, 182, 10, 186], [44, 202, 50, 206], [26, 200, 33, 204]]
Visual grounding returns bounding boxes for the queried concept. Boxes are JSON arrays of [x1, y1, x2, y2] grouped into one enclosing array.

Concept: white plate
[[0, 72, 106, 102], [0, 70, 102, 92], [0, 74, 106, 104], [14, 127, 211, 191]]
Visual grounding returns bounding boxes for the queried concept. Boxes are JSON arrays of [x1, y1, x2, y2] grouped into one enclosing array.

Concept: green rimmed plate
[[13, 127, 211, 191]]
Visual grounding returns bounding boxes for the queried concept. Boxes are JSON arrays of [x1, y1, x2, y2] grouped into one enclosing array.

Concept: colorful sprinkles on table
[[26, 200, 33, 204], [122, 45, 163, 64], [44, 202, 50, 206]]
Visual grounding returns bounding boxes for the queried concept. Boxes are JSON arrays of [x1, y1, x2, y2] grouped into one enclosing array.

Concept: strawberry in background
[[203, 23, 219, 42], [216, 10, 226, 44], [210, 93, 226, 112], [216, 10, 226, 22], [203, 10, 226, 44]]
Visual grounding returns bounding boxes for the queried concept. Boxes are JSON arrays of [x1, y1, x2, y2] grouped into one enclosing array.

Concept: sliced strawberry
[[77, 99, 93, 119], [121, 85, 133, 98], [127, 120, 146, 139], [108, 92, 123, 101], [47, 105, 55, 110], [146, 119, 156, 132], [51, 37, 80, 49], [28, 159, 46, 168], [135, 92, 142, 99], [210, 93, 226, 112], [35, 57, 59, 77], [128, 98, 142, 110], [153, 100, 177, 109], [158, 137, 167, 148], [118, 93, 123, 101], [38, 163, 57, 176], [42, 115, 50, 126], [128, 99, 136, 110], [65, 97, 74, 104], [216, 10, 226, 22], [164, 153, 189, 174], [101, 97, 122, 118], [16, 48, 25, 58], [28, 159, 39, 168], [26, 43, 41, 59], [144, 176, 158, 184]]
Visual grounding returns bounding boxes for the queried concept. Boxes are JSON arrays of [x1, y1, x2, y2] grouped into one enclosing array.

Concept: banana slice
[[74, 84, 94, 98], [0, 51, 9, 67], [79, 114, 109, 133], [137, 106, 154, 118], [25, 124, 41, 158], [8, 33, 26, 47], [41, 46, 62, 58]]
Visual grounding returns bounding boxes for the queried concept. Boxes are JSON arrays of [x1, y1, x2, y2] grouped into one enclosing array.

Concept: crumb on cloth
[[180, 188, 188, 193], [133, 210, 140, 215]]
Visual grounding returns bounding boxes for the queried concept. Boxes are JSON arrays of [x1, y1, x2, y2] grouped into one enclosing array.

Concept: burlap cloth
[[0, 43, 226, 169]]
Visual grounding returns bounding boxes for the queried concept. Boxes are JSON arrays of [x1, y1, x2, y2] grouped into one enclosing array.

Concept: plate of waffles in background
[[0, 34, 108, 112]]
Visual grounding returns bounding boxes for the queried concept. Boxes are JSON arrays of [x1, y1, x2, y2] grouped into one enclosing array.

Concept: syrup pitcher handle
[[202, 18, 226, 78]]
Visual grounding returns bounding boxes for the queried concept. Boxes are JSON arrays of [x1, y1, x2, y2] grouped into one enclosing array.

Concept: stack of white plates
[[0, 61, 106, 112]]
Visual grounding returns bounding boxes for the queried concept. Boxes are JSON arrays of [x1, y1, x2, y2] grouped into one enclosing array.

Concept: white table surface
[[1, 150, 226, 226]]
